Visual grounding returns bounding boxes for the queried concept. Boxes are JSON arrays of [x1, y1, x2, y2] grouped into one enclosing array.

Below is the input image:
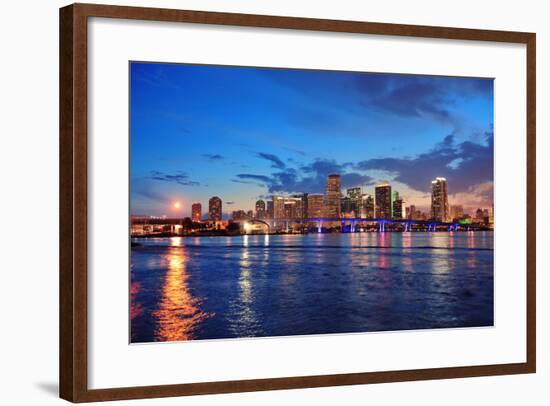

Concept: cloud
[[355, 129, 493, 194], [236, 158, 374, 195], [202, 153, 224, 161], [150, 170, 200, 186], [450, 181, 494, 210], [255, 152, 286, 169], [356, 74, 493, 128], [225, 201, 235, 205]]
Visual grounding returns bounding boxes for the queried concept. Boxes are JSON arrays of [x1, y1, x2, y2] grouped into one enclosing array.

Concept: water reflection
[[153, 247, 212, 341], [131, 232, 494, 342], [228, 241, 262, 336], [130, 281, 143, 320]]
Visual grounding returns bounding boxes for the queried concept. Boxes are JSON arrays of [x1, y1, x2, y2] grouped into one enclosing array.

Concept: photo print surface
[[129, 62, 494, 343]]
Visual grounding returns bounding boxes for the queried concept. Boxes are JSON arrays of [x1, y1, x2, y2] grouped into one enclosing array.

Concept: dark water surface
[[130, 232, 494, 343]]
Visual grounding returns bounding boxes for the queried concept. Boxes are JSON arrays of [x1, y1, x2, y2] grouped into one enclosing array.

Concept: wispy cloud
[[255, 152, 286, 169], [236, 158, 374, 195], [355, 128, 493, 194], [150, 170, 200, 186], [202, 153, 225, 161]]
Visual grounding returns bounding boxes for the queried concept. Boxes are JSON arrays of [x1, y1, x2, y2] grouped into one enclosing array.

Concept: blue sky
[[130, 62, 494, 218]]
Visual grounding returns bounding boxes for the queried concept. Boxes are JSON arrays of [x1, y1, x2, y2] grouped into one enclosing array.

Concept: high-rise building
[[407, 204, 416, 220], [255, 200, 266, 219], [360, 194, 374, 218], [392, 193, 403, 219], [291, 194, 307, 220], [272, 195, 304, 220], [450, 204, 464, 221], [231, 210, 247, 221], [346, 187, 362, 217], [375, 182, 392, 219], [325, 174, 341, 218], [475, 208, 484, 222], [208, 196, 222, 222], [272, 195, 285, 220], [191, 202, 202, 222], [431, 177, 449, 221], [266, 200, 274, 219], [341, 196, 352, 215], [307, 194, 325, 218]]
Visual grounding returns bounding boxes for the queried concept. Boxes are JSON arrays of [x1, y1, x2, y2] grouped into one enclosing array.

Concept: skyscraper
[[272, 195, 304, 220], [325, 174, 341, 218], [292, 193, 307, 220], [266, 200, 274, 219], [208, 196, 222, 222], [347, 187, 362, 217], [450, 204, 464, 221], [431, 177, 449, 221], [191, 202, 202, 222], [255, 199, 266, 219], [375, 182, 392, 219], [307, 194, 325, 218], [392, 192, 403, 219], [360, 194, 374, 219], [272, 195, 285, 220]]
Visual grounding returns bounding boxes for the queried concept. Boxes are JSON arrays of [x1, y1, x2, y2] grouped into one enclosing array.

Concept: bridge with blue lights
[[245, 217, 481, 233]]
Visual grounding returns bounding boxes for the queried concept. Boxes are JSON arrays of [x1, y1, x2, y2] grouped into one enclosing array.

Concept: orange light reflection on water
[[153, 247, 212, 341]]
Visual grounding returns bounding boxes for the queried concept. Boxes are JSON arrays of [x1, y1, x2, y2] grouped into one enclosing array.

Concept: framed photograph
[[59, 3, 536, 402]]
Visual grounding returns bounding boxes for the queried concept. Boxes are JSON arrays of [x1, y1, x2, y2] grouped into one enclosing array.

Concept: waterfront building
[[191, 202, 202, 222], [409, 205, 416, 218], [231, 210, 248, 221], [293, 193, 308, 220], [375, 182, 392, 219], [475, 208, 484, 221], [208, 196, 222, 222], [346, 187, 362, 217], [273, 195, 285, 220], [266, 200, 274, 219], [255, 200, 266, 219], [341, 196, 352, 216], [307, 194, 325, 218], [325, 174, 341, 218], [392, 192, 403, 219], [450, 204, 464, 221], [273, 195, 305, 220], [431, 177, 449, 222], [360, 194, 374, 219]]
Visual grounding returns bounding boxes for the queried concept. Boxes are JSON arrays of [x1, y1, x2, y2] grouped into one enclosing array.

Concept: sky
[[130, 62, 494, 218]]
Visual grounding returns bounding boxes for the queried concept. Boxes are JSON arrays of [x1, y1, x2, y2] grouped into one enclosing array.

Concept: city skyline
[[131, 62, 494, 218], [133, 174, 492, 225]]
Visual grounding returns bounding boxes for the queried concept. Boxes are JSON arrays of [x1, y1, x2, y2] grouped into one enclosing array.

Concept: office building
[[191, 202, 202, 222], [255, 200, 266, 219], [375, 182, 392, 219], [325, 174, 341, 218], [307, 194, 325, 218], [208, 196, 222, 222], [431, 177, 449, 221]]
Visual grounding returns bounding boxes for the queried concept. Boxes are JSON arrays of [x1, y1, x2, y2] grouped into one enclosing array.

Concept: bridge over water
[[245, 217, 481, 233]]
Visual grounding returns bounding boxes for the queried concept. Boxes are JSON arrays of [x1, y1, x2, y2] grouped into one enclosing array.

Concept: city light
[[131, 173, 493, 237]]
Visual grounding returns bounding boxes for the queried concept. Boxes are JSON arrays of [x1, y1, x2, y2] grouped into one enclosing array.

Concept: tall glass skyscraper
[[208, 196, 222, 222], [325, 174, 341, 218], [431, 177, 449, 221], [375, 182, 392, 219], [191, 202, 202, 222]]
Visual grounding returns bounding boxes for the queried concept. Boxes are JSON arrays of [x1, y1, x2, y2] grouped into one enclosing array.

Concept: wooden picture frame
[[59, 3, 536, 402]]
